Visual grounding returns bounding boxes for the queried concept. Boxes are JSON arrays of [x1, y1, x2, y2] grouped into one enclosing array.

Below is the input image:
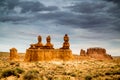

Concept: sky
[[0, 0, 120, 56]]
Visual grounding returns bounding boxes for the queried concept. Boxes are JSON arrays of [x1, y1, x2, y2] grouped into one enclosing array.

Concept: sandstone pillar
[[10, 48, 19, 61]]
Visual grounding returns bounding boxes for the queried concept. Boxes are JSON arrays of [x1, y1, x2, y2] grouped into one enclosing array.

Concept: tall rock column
[[80, 49, 86, 56], [60, 34, 74, 61], [44, 35, 54, 49], [10, 48, 19, 61], [61, 34, 70, 49]]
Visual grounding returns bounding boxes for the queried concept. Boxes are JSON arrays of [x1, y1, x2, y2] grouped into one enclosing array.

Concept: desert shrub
[[15, 68, 24, 74], [53, 77, 70, 80], [93, 74, 99, 78], [70, 72, 77, 77], [105, 70, 120, 75], [105, 72, 111, 75], [23, 70, 40, 80], [47, 75, 53, 80], [113, 77, 120, 80], [1, 69, 19, 78], [63, 71, 77, 77], [112, 70, 120, 75], [56, 65, 64, 69], [15, 63, 20, 67], [85, 75, 92, 80], [10, 62, 16, 65]]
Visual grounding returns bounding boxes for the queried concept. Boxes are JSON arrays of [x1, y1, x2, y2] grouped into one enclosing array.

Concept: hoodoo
[[24, 34, 74, 61], [10, 48, 19, 61], [9, 34, 113, 61]]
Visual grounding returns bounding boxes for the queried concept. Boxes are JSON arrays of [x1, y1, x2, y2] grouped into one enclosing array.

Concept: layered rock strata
[[10, 48, 19, 61], [24, 34, 74, 61], [80, 47, 112, 60]]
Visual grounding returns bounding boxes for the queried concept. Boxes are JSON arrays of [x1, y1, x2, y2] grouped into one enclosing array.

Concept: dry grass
[[0, 52, 120, 80]]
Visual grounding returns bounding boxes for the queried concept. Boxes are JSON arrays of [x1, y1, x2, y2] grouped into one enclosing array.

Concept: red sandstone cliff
[[80, 47, 112, 60]]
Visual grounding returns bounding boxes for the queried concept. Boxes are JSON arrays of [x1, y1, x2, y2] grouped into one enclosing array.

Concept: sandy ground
[[0, 52, 120, 80]]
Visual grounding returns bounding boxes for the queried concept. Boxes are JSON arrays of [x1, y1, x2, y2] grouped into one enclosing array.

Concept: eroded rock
[[10, 48, 19, 61], [80, 47, 113, 60], [24, 34, 74, 62]]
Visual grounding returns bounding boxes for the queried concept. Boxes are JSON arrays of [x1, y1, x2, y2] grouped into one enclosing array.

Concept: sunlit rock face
[[80, 47, 113, 60], [10, 48, 19, 61], [80, 49, 86, 56], [24, 34, 74, 62], [60, 34, 70, 49]]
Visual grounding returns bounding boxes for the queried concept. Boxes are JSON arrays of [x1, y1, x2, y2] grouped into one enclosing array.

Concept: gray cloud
[[57, 0, 120, 33], [34, 0, 120, 33], [0, 0, 120, 55], [0, 0, 59, 22], [19, 1, 58, 13], [0, 15, 28, 22], [0, 0, 120, 34], [106, 0, 120, 4], [68, 1, 107, 14]]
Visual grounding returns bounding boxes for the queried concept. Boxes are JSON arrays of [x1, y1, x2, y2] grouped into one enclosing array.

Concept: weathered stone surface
[[61, 34, 70, 49], [29, 35, 44, 49], [24, 34, 74, 61], [80, 49, 86, 56], [10, 48, 19, 61], [24, 49, 73, 61], [44, 35, 54, 49], [59, 49, 74, 61], [80, 47, 112, 60]]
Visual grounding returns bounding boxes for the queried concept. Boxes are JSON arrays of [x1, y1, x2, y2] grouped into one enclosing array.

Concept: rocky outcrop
[[80, 49, 86, 56], [24, 49, 73, 61], [24, 34, 74, 62], [29, 35, 44, 49], [60, 34, 70, 49], [80, 47, 112, 60], [10, 48, 19, 61], [44, 35, 54, 49]]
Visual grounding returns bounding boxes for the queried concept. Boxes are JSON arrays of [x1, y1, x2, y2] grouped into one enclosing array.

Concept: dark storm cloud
[[19, 1, 58, 13], [35, 11, 74, 20], [0, 0, 19, 9], [106, 0, 120, 4], [35, 0, 120, 33], [0, 0, 120, 33], [67, 1, 107, 13], [0, 15, 28, 22], [0, 0, 58, 22], [58, 0, 120, 33]]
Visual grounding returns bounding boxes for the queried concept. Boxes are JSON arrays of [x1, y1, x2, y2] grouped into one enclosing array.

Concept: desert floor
[[0, 52, 120, 80]]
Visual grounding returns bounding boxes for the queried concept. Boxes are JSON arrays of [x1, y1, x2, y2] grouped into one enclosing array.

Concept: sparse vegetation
[[23, 70, 39, 80], [1, 69, 19, 78], [85, 75, 92, 80], [15, 67, 25, 74], [105, 70, 120, 75], [0, 52, 120, 80], [0, 67, 24, 78]]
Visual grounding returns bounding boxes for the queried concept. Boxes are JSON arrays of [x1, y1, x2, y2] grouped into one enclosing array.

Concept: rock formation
[[29, 35, 44, 49], [24, 34, 74, 62], [44, 35, 54, 49], [61, 34, 70, 49], [10, 34, 113, 62], [10, 48, 19, 61], [80, 49, 86, 56], [80, 47, 113, 60]]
